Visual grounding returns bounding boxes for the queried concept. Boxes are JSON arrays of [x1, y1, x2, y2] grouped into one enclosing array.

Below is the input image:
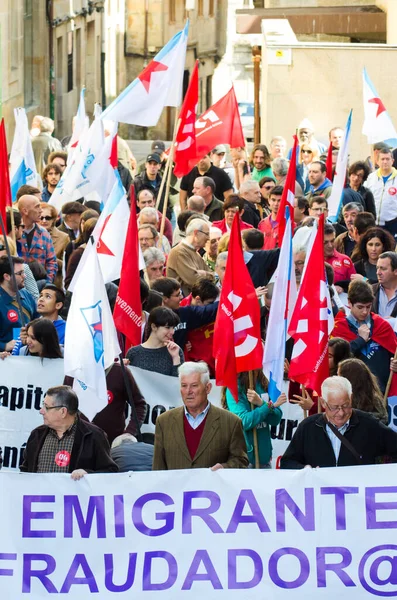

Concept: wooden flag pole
[[248, 370, 260, 469], [159, 111, 181, 247], [302, 385, 308, 419], [384, 347, 397, 406]]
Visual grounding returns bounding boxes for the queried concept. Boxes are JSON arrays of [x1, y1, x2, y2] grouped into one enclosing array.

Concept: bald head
[[17, 195, 42, 228], [187, 195, 205, 213]]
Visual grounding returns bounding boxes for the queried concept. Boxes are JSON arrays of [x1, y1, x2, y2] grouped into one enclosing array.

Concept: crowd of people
[[2, 114, 397, 476]]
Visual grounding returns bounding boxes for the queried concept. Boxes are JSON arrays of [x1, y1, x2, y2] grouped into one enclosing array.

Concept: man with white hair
[[31, 117, 62, 174], [143, 247, 165, 284], [269, 136, 287, 160], [152, 362, 248, 470], [166, 218, 212, 295], [239, 180, 262, 228], [273, 158, 303, 196], [187, 195, 207, 216], [281, 376, 397, 469], [138, 208, 171, 254], [110, 434, 154, 472]]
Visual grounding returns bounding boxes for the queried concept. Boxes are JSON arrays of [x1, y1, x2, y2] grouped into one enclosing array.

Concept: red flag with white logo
[[188, 87, 245, 170], [113, 186, 142, 351], [213, 213, 263, 400], [173, 61, 199, 178], [276, 134, 297, 245], [288, 215, 332, 395]]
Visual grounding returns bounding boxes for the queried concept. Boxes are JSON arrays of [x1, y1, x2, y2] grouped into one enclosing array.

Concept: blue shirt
[[378, 286, 397, 319], [184, 402, 210, 430], [326, 421, 350, 460]]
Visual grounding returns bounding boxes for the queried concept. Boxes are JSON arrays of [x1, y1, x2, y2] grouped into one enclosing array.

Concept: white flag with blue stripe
[[327, 109, 352, 222], [10, 108, 38, 201], [362, 67, 397, 146], [101, 22, 189, 126], [263, 207, 297, 402]]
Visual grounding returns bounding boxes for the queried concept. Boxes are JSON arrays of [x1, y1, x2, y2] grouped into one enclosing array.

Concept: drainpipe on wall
[[46, 0, 55, 120], [252, 45, 261, 146]]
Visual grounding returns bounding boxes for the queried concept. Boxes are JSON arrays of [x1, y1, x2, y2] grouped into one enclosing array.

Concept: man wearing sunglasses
[[281, 376, 397, 469], [21, 385, 118, 478]]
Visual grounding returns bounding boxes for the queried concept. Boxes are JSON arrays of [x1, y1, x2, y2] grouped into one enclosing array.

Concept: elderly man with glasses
[[21, 385, 118, 478], [166, 218, 212, 296], [281, 376, 397, 469]]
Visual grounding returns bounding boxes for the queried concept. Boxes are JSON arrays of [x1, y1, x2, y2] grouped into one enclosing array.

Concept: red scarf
[[332, 311, 397, 355]]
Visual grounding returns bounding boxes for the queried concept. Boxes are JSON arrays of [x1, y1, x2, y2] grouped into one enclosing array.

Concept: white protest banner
[[1, 465, 397, 598], [0, 360, 304, 471], [0, 357, 64, 470]]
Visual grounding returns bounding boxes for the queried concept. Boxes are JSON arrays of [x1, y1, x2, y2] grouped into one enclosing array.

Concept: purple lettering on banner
[[114, 495, 125, 538], [226, 489, 270, 534], [22, 554, 58, 593], [366, 487, 397, 529], [0, 553, 17, 577], [142, 551, 177, 591], [182, 550, 223, 590], [104, 553, 137, 592], [132, 493, 174, 537], [228, 549, 263, 589], [320, 487, 359, 530], [275, 488, 315, 532], [182, 491, 223, 534], [369, 555, 397, 586], [316, 547, 355, 587], [22, 496, 56, 538], [60, 554, 99, 593], [268, 548, 310, 589], [64, 495, 106, 538]]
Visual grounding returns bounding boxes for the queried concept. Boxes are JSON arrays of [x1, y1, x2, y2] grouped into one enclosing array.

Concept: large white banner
[[1, 466, 397, 598], [1, 360, 304, 471]]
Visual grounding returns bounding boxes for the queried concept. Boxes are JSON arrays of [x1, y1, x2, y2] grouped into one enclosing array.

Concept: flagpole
[[159, 110, 181, 247], [0, 212, 27, 327], [384, 348, 397, 406], [302, 385, 308, 419], [155, 156, 171, 211], [248, 370, 260, 469]]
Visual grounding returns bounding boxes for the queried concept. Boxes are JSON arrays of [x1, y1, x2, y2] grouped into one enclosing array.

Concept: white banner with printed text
[[0, 359, 303, 470], [1, 466, 397, 598]]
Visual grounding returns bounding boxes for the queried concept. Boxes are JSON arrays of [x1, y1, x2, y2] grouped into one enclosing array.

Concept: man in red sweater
[[324, 222, 356, 292], [152, 362, 248, 470], [258, 185, 283, 249]]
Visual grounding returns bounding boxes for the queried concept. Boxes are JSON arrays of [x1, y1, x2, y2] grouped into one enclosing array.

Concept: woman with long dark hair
[[353, 227, 395, 284], [328, 337, 352, 376], [338, 358, 388, 423], [19, 318, 63, 359], [222, 369, 286, 468]]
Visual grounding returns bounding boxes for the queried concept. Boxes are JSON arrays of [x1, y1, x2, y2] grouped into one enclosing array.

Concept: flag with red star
[[362, 67, 397, 146], [101, 22, 189, 126]]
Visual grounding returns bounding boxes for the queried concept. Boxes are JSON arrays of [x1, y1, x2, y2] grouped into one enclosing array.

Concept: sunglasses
[[0, 245, 4, 251], [40, 216, 53, 221], [302, 150, 313, 154]]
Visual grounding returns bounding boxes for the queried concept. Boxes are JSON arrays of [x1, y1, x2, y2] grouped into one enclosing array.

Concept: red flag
[[0, 119, 12, 234], [325, 141, 333, 181], [110, 134, 118, 169], [188, 87, 245, 170], [173, 61, 199, 178], [213, 213, 263, 400], [275, 135, 297, 245], [113, 186, 142, 351], [288, 215, 330, 395]]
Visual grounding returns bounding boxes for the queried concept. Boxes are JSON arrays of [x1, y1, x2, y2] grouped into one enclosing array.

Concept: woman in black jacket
[[353, 227, 395, 283]]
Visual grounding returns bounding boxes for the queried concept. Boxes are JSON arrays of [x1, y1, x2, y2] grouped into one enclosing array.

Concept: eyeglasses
[[14, 270, 25, 277], [302, 150, 313, 154], [262, 185, 275, 190], [324, 401, 351, 413], [139, 237, 154, 242], [40, 216, 53, 221], [198, 230, 210, 237], [41, 403, 66, 412]]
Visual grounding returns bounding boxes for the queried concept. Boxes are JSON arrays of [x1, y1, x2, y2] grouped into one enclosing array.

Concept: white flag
[[67, 87, 89, 160], [64, 243, 120, 420], [10, 108, 39, 197], [362, 67, 397, 146]]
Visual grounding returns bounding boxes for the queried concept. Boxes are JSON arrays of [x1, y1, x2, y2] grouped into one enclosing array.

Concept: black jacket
[[133, 171, 172, 219], [246, 248, 280, 288], [20, 417, 118, 473], [280, 409, 397, 469], [241, 201, 261, 228]]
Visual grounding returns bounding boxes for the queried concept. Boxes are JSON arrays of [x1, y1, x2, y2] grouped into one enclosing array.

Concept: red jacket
[[180, 294, 216, 377], [258, 216, 279, 250], [212, 219, 253, 235], [326, 249, 356, 283]]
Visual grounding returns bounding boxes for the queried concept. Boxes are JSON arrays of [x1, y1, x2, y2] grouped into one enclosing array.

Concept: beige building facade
[[1, 0, 226, 144]]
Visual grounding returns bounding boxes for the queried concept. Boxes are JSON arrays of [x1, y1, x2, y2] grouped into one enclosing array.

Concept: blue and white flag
[[101, 22, 188, 126], [362, 67, 397, 146], [263, 207, 297, 402], [50, 104, 116, 212], [64, 243, 120, 419], [67, 87, 89, 160], [9, 108, 38, 200], [327, 110, 352, 221]]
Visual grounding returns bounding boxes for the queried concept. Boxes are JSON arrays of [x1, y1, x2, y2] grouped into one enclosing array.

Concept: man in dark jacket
[[20, 385, 118, 478], [133, 153, 172, 219], [281, 376, 397, 469]]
